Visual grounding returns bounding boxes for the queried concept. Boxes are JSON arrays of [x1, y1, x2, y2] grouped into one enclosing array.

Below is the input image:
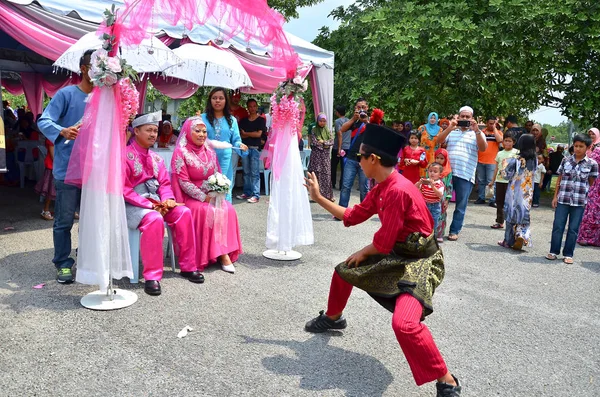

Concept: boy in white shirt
[[532, 153, 546, 207]]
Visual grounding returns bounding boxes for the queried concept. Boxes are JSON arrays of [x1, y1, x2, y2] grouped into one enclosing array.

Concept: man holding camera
[[337, 98, 371, 214], [435, 106, 487, 241]]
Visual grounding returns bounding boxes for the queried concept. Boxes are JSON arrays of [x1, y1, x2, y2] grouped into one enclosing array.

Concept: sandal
[[447, 234, 459, 241], [497, 240, 510, 248], [563, 257, 574, 265], [545, 253, 557, 260], [40, 211, 53, 221], [490, 223, 504, 229]]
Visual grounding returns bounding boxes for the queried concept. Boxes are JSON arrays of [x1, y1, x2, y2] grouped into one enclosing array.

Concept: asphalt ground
[[0, 182, 599, 397]]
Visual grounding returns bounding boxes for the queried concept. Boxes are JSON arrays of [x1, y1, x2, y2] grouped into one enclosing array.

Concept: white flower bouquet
[[203, 172, 231, 195]]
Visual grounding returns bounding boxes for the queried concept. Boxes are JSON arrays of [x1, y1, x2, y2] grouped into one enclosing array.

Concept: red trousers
[[326, 272, 448, 386]]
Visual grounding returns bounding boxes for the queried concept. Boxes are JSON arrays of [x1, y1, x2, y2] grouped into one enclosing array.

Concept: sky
[[283, 0, 568, 126]]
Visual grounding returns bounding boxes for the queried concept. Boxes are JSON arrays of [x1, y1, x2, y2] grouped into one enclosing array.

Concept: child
[[307, 113, 334, 201], [303, 123, 461, 396], [497, 135, 537, 250], [416, 163, 445, 241], [547, 134, 598, 264], [532, 153, 546, 207], [34, 138, 55, 220], [489, 134, 519, 229], [399, 132, 427, 184], [434, 148, 453, 242]]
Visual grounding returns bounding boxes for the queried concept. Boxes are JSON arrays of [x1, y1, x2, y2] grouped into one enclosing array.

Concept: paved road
[[1, 184, 598, 396]]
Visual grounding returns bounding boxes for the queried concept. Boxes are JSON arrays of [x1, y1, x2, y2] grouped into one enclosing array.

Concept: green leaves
[[313, 0, 600, 125]]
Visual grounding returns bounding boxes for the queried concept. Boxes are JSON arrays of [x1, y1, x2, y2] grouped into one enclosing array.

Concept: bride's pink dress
[[171, 137, 242, 271]]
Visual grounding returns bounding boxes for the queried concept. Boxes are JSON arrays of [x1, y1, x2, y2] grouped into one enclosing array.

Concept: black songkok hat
[[362, 123, 407, 158]]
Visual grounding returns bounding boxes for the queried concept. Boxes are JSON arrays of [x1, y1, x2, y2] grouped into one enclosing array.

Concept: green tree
[[268, 0, 325, 20], [314, 0, 600, 126]]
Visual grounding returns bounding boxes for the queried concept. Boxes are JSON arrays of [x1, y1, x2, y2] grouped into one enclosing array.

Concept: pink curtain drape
[[309, 69, 321, 116], [0, 2, 75, 61], [134, 75, 149, 113], [42, 74, 82, 97], [149, 75, 198, 99], [20, 72, 44, 116], [0, 79, 24, 96]]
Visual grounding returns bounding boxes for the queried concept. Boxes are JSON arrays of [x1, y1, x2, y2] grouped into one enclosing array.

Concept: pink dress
[[171, 134, 242, 271]]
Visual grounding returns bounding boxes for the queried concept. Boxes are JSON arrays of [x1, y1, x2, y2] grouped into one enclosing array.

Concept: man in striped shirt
[[435, 106, 487, 241]]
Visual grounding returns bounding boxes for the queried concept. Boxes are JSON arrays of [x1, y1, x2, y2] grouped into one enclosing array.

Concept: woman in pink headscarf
[[577, 128, 600, 246], [171, 117, 243, 274]]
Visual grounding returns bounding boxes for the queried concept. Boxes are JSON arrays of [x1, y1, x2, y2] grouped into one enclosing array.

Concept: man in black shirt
[[504, 115, 528, 149], [237, 99, 266, 203], [338, 98, 370, 210]]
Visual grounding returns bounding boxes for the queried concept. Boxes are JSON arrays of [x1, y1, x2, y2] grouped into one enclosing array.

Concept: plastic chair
[[300, 148, 311, 175], [128, 223, 177, 283], [16, 141, 42, 188]]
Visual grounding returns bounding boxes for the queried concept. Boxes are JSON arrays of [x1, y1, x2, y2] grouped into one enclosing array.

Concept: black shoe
[[305, 310, 347, 333], [489, 201, 497, 208], [474, 198, 486, 204], [181, 271, 205, 283], [144, 280, 161, 296], [436, 375, 462, 397]]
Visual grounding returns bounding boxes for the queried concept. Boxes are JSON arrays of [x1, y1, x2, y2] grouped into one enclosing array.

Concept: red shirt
[[420, 180, 444, 203], [399, 146, 427, 184], [343, 171, 433, 254], [44, 138, 54, 170], [231, 106, 249, 122]]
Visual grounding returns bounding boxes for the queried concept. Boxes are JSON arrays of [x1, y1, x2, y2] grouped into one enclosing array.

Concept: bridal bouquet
[[203, 172, 231, 195]]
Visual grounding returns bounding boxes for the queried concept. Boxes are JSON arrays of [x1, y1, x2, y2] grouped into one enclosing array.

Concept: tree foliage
[[314, 0, 600, 126], [268, 0, 325, 20]]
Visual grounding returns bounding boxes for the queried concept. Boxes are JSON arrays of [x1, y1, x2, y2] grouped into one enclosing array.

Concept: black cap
[[362, 123, 407, 158]]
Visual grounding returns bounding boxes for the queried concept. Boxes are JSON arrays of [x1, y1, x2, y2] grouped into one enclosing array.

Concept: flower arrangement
[[203, 172, 231, 194], [272, 73, 308, 103], [118, 78, 139, 132], [89, 5, 137, 87]]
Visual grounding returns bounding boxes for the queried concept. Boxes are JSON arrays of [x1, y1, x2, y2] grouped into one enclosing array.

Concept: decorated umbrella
[[53, 31, 181, 74], [162, 43, 252, 90]]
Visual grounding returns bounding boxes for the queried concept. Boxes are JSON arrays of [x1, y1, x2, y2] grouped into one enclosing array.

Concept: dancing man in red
[[304, 123, 461, 397]]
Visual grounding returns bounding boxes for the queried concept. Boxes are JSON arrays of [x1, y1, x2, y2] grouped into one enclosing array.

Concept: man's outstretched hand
[[304, 172, 321, 202]]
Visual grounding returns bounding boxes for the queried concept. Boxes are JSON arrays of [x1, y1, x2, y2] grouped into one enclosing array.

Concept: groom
[[124, 112, 204, 295]]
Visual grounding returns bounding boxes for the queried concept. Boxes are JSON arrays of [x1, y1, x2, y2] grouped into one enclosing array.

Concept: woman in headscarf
[[419, 113, 442, 177], [201, 87, 248, 202], [531, 123, 547, 156], [433, 148, 453, 242], [170, 117, 243, 274], [577, 128, 600, 246], [308, 113, 335, 201], [158, 120, 177, 147]]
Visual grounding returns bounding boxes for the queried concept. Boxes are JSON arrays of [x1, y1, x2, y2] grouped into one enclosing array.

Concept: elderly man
[[124, 112, 204, 296], [435, 106, 487, 240]]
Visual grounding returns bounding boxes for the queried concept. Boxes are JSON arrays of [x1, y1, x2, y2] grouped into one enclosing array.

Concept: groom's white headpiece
[[132, 111, 162, 128]]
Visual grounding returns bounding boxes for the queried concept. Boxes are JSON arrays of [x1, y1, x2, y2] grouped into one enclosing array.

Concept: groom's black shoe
[[181, 271, 205, 284], [144, 280, 161, 296]]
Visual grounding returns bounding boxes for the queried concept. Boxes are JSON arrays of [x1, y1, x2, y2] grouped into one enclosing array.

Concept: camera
[[359, 110, 368, 119], [457, 120, 470, 128]]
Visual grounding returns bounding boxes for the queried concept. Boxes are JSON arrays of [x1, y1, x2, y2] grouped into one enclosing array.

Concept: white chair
[[128, 224, 177, 283], [16, 141, 42, 188]]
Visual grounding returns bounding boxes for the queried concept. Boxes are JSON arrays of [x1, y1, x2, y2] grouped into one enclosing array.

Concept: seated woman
[[171, 117, 242, 274]]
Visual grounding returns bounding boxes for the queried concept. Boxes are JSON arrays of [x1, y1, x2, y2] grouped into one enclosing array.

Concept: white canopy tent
[[0, 0, 334, 124]]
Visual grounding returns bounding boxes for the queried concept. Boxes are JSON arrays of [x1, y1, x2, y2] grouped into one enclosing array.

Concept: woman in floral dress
[[577, 128, 600, 246], [308, 113, 334, 201], [498, 135, 537, 250]]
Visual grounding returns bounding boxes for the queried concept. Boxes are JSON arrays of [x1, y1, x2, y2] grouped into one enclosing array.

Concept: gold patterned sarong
[[335, 232, 444, 318]]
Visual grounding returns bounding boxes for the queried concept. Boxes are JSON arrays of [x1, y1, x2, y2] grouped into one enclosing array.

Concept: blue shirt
[[201, 113, 242, 202], [445, 129, 480, 183], [38, 85, 88, 180]]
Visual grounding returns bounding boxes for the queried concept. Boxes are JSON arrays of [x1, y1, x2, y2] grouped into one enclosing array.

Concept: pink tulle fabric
[[65, 85, 126, 193], [261, 94, 304, 180], [118, 0, 300, 75]]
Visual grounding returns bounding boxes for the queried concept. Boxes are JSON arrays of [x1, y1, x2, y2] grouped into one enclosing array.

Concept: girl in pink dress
[[171, 117, 242, 274]]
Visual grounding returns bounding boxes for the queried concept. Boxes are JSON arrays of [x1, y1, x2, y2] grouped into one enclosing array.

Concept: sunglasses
[[356, 152, 381, 161]]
